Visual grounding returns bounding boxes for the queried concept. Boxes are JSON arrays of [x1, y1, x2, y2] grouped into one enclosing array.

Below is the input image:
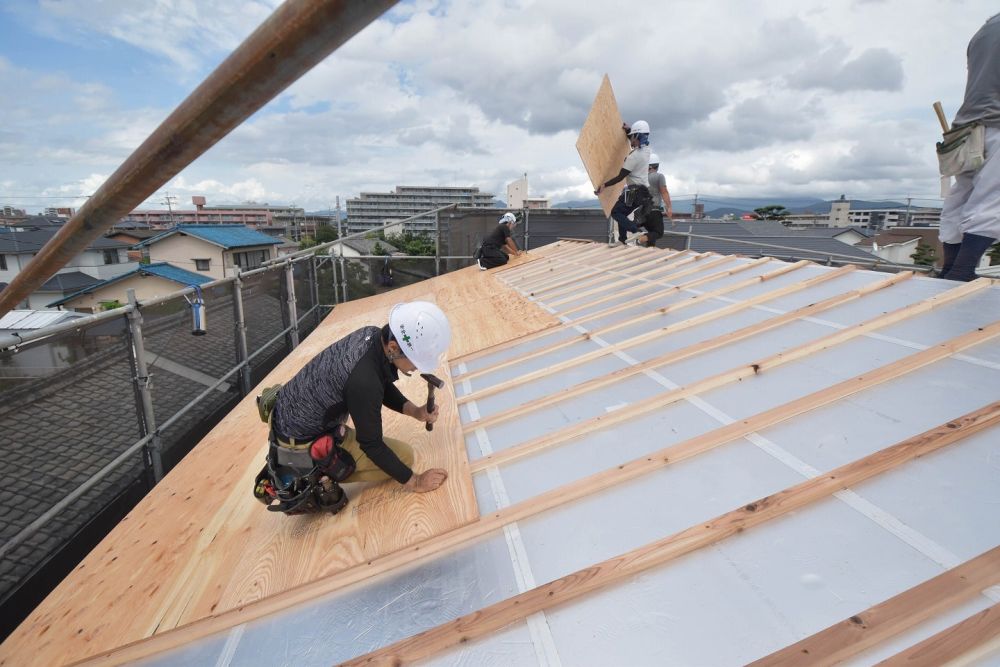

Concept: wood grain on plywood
[[0, 263, 557, 667], [70, 318, 1000, 667], [576, 74, 628, 217]]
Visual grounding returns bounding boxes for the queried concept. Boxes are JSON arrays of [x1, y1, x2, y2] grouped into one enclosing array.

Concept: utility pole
[[905, 196, 912, 227], [162, 192, 178, 226], [693, 193, 699, 219]]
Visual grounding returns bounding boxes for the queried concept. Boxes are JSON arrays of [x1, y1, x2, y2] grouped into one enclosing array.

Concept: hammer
[[420, 373, 445, 431]]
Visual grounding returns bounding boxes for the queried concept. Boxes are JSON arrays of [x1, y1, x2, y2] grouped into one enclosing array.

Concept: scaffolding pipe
[[125, 289, 163, 482], [232, 271, 252, 396], [0, 0, 398, 317], [284, 261, 300, 349]]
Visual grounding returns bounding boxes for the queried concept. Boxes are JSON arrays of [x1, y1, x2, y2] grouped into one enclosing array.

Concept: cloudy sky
[[0, 0, 996, 214]]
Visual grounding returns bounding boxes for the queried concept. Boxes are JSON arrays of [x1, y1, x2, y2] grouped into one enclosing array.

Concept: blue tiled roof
[[47, 263, 211, 307], [134, 224, 280, 249]]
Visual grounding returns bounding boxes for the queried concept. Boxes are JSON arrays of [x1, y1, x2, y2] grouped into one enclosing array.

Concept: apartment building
[[346, 185, 495, 234]]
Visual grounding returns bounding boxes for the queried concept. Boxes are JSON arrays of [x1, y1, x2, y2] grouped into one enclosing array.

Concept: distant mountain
[[553, 198, 601, 209]]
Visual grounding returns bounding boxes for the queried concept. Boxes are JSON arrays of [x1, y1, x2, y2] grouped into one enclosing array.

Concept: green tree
[[372, 241, 389, 256], [752, 205, 790, 221], [385, 231, 436, 256], [314, 222, 338, 244], [988, 242, 1000, 266], [909, 241, 937, 267]]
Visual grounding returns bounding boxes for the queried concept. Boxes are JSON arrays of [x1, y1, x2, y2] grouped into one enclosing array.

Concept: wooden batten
[[346, 401, 1000, 665], [545, 250, 693, 308], [469, 278, 988, 470], [74, 311, 1000, 666], [874, 603, 1000, 667], [457, 258, 807, 385], [533, 250, 681, 300], [462, 270, 912, 432], [749, 546, 1000, 666], [515, 246, 658, 292]]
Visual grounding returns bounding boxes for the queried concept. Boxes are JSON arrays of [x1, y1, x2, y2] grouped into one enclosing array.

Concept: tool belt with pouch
[[937, 122, 986, 178], [252, 384, 354, 516]]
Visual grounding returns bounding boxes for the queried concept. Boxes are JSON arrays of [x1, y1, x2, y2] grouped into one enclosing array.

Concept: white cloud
[[3, 0, 998, 214]]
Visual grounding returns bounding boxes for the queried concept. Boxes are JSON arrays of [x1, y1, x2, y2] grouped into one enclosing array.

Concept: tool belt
[[252, 385, 354, 516], [937, 122, 985, 177]]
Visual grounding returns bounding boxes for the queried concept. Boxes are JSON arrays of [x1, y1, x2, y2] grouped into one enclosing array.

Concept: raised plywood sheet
[[575, 74, 629, 218], [0, 245, 563, 667], [8, 242, 1000, 666]]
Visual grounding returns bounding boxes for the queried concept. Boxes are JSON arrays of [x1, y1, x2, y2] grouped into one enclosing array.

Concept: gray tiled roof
[[37, 271, 103, 293], [0, 228, 128, 254], [342, 238, 400, 254], [661, 225, 883, 263]]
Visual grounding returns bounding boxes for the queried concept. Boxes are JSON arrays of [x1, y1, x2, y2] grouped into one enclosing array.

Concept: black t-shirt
[[483, 224, 512, 248]]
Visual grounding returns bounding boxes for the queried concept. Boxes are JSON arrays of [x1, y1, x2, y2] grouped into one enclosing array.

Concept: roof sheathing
[[5, 241, 1000, 665]]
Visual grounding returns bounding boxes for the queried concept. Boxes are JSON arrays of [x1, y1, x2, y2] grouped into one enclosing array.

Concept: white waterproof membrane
[[139, 256, 1000, 665]]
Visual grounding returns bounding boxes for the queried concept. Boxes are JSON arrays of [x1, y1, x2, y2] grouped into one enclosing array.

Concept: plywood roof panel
[[6, 241, 1000, 666]]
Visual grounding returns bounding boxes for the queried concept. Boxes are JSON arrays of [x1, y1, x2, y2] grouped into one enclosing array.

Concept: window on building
[[103, 249, 121, 265], [194, 258, 211, 271], [231, 249, 270, 270], [0, 255, 6, 270]]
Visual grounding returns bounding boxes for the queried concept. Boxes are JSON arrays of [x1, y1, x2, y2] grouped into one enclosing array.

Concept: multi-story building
[[117, 196, 322, 241], [847, 207, 941, 230], [346, 186, 495, 234], [506, 175, 549, 210]]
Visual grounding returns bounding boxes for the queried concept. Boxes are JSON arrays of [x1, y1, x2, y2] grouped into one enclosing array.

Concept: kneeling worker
[[476, 212, 522, 270], [255, 301, 451, 515]]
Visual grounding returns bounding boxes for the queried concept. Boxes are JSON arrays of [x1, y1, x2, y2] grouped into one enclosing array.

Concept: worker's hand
[[404, 468, 448, 493], [413, 402, 439, 425]]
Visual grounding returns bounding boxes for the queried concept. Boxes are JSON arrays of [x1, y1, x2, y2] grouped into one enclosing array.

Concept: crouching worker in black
[[475, 212, 521, 270], [253, 301, 452, 515]]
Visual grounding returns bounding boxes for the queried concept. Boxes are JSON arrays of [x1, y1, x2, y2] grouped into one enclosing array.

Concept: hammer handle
[[933, 101, 951, 133], [425, 384, 436, 432]]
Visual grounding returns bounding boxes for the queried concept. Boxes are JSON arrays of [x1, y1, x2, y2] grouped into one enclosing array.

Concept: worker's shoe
[[941, 232, 995, 281], [477, 259, 487, 271]]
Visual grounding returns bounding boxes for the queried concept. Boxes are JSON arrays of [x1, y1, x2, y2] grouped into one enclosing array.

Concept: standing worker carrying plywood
[[576, 75, 654, 246]]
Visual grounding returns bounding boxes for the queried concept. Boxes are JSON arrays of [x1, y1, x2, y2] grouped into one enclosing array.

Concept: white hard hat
[[499, 212, 517, 225], [629, 120, 650, 135], [649, 153, 660, 166], [388, 301, 452, 373]]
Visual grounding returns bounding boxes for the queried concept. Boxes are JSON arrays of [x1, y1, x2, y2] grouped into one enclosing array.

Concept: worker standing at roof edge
[[639, 153, 672, 247], [475, 211, 522, 270], [253, 301, 451, 516], [938, 13, 1000, 281], [595, 120, 653, 246]]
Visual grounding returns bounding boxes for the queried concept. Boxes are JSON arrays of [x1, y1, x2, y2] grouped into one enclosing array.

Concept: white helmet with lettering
[[628, 120, 650, 135], [499, 212, 517, 225], [389, 301, 452, 373]]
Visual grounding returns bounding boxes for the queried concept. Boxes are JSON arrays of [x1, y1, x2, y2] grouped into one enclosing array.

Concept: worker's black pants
[[478, 244, 509, 269], [642, 209, 665, 247], [611, 186, 651, 243]]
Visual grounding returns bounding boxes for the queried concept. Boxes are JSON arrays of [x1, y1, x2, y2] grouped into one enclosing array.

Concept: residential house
[[855, 227, 987, 272], [133, 225, 281, 280], [0, 227, 135, 309], [47, 263, 212, 313], [661, 220, 884, 265], [105, 229, 162, 262]]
